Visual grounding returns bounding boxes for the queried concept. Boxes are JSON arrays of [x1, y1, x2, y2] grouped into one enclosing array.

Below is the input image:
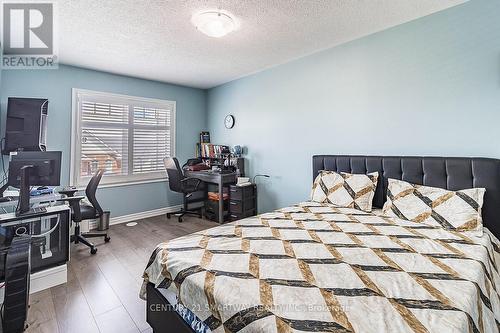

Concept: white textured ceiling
[[58, 0, 466, 89]]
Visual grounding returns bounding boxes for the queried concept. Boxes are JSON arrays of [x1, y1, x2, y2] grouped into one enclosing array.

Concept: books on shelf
[[200, 143, 229, 159], [196, 131, 230, 159]]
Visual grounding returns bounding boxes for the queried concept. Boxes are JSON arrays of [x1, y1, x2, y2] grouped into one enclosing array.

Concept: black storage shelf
[[228, 184, 257, 221]]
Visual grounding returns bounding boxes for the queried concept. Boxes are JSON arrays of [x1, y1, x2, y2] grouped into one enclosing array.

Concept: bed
[[142, 155, 500, 333]]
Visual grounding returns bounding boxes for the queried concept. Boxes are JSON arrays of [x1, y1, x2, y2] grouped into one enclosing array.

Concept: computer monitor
[[7, 151, 62, 216], [2, 97, 49, 155]]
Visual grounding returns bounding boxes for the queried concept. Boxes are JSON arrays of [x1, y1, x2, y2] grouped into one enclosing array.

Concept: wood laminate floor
[[24, 215, 215, 333]]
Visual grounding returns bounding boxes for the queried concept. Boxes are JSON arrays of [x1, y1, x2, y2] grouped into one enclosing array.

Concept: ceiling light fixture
[[191, 11, 236, 38]]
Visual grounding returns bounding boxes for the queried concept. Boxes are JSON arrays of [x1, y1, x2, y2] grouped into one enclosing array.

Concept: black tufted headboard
[[313, 155, 500, 237]]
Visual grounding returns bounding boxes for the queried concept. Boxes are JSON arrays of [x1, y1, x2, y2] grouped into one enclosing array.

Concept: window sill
[[75, 177, 168, 190]]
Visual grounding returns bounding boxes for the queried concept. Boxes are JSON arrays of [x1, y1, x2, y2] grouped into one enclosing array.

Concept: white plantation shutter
[[81, 101, 129, 124], [133, 106, 171, 126], [132, 106, 172, 174], [71, 89, 175, 186], [81, 127, 129, 177], [133, 128, 171, 174]]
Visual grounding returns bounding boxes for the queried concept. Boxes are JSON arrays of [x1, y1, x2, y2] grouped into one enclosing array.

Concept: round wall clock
[[224, 114, 235, 129]]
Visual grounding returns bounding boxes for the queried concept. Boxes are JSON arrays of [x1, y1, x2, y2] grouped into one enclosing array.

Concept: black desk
[[184, 170, 238, 224]]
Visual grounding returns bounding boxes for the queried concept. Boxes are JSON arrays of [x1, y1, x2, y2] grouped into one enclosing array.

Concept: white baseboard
[[0, 264, 67, 303], [110, 205, 183, 225], [30, 264, 67, 294], [89, 205, 183, 229]]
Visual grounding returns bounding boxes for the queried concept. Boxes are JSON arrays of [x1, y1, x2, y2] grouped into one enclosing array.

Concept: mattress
[[142, 201, 500, 333]]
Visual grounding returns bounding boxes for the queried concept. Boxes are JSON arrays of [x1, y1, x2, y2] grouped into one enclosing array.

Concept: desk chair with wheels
[[164, 157, 205, 222], [58, 169, 110, 254]]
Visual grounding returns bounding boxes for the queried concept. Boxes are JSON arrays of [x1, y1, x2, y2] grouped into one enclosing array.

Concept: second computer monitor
[[8, 151, 62, 187]]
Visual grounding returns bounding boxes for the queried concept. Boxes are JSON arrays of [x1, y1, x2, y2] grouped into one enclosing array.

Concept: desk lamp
[[252, 174, 270, 183]]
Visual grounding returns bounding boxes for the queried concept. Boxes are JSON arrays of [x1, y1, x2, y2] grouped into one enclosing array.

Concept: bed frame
[[146, 282, 195, 333], [146, 154, 500, 333]]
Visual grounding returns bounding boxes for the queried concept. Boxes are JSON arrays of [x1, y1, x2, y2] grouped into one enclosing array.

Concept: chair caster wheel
[[104, 236, 111, 243], [166, 213, 171, 219], [178, 217, 183, 223], [90, 247, 97, 255]]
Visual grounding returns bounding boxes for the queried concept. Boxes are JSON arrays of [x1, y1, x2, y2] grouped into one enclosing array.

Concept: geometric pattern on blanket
[[142, 201, 500, 333], [311, 171, 379, 212], [383, 178, 486, 235]]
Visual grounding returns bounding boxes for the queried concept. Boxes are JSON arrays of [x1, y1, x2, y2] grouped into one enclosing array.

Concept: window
[[105, 159, 113, 172], [90, 160, 99, 174], [71, 89, 175, 186]]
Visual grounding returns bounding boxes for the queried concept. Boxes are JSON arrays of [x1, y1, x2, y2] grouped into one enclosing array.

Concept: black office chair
[[58, 169, 110, 254], [164, 157, 205, 222]]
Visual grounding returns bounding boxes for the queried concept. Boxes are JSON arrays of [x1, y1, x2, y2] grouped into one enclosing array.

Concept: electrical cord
[[15, 194, 20, 212], [18, 215, 60, 238], [0, 137, 7, 184], [0, 105, 7, 183]]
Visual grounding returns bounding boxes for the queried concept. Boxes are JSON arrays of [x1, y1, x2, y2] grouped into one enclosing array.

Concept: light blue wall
[[207, 0, 500, 213], [0, 65, 206, 217]]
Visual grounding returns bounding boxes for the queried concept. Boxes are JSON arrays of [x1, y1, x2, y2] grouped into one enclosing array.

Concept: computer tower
[[1, 236, 31, 333], [2, 97, 49, 155]]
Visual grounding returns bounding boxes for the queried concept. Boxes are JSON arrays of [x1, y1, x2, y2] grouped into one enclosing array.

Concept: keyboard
[[31, 207, 47, 214], [17, 207, 48, 217]]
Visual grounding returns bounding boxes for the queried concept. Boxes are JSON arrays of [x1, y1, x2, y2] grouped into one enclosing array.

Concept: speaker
[[2, 97, 49, 155]]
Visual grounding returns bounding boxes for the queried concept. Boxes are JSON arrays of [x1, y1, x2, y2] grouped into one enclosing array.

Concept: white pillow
[[310, 171, 378, 212], [382, 178, 485, 235]]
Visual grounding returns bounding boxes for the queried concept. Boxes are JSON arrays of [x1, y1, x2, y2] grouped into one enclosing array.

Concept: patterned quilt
[[142, 202, 500, 333]]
